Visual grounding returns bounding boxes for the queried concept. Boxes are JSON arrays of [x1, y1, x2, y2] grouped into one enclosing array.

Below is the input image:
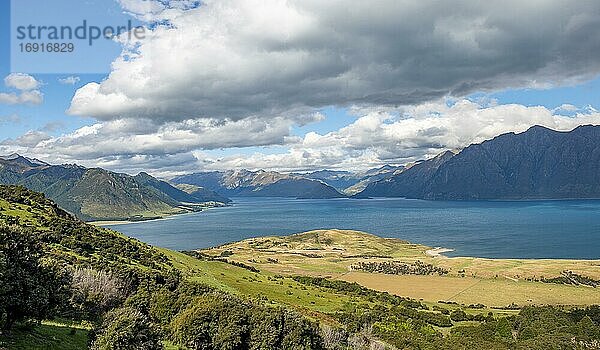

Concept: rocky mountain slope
[[355, 150, 457, 198], [172, 169, 345, 199], [358, 125, 600, 200], [0, 155, 229, 220]]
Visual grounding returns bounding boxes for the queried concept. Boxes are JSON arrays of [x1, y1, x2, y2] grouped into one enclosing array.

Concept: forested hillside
[[0, 185, 321, 349]]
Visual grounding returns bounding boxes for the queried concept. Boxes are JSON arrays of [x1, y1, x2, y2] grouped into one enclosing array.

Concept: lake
[[105, 197, 600, 259]]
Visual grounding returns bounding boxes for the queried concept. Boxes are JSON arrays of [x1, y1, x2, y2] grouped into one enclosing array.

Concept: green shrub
[[169, 294, 323, 350], [450, 309, 469, 322], [91, 307, 162, 350], [0, 224, 70, 330]]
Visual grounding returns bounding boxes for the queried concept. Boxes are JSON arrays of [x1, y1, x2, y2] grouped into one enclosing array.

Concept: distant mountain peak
[[0, 153, 21, 160], [25, 157, 50, 166], [522, 125, 568, 136], [572, 124, 600, 134], [527, 125, 552, 132], [135, 171, 154, 179], [0, 153, 50, 170], [171, 168, 344, 199]]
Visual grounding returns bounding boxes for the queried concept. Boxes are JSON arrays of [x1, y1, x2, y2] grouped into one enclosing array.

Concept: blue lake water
[[106, 197, 600, 259]]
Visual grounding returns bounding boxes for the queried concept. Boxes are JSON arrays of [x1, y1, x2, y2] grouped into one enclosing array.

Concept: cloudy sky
[[1, 0, 600, 176]]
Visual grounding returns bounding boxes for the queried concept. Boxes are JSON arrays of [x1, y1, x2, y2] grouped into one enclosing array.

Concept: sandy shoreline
[[89, 220, 141, 226], [90, 213, 196, 226], [89, 214, 183, 226], [88, 206, 226, 227], [425, 247, 455, 257]]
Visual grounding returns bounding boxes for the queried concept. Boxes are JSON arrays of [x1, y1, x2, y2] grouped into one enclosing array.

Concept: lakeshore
[[426, 247, 455, 257], [105, 196, 600, 259], [201, 229, 600, 307], [89, 202, 230, 226]]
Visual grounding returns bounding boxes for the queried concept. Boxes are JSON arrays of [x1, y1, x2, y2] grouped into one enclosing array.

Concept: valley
[[4, 125, 600, 225], [2, 125, 600, 349], [3, 2, 600, 348]]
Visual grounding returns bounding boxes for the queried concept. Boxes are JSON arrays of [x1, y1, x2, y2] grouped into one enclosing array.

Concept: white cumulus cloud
[[4, 100, 600, 175], [182, 100, 600, 173], [0, 74, 43, 105], [67, 1, 600, 125], [4, 73, 40, 91]]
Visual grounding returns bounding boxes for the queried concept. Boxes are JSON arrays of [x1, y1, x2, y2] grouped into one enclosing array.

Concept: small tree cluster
[[91, 307, 162, 350], [0, 224, 69, 330], [352, 260, 448, 276]]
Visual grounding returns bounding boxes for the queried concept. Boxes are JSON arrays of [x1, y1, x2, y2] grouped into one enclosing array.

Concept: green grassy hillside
[[0, 185, 175, 275]]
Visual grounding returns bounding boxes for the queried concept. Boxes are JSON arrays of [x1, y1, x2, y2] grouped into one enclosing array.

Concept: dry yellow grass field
[[203, 229, 600, 307], [340, 272, 600, 306]]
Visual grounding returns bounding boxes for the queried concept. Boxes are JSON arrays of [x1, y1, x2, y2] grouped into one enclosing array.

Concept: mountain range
[[0, 154, 229, 221], [357, 125, 600, 200], [0, 155, 394, 220], [2, 125, 599, 220], [293, 165, 404, 195], [171, 169, 346, 199], [170, 165, 404, 199]]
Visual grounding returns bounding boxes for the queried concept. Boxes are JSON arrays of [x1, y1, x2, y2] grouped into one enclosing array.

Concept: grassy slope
[[0, 199, 174, 277], [0, 322, 89, 350], [158, 248, 519, 323], [202, 229, 600, 307], [160, 249, 356, 319], [0, 197, 53, 226], [0, 188, 179, 349]]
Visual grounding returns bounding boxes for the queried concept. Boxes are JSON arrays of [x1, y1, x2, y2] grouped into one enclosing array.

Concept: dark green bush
[[169, 294, 324, 350], [0, 224, 70, 330], [90, 307, 162, 350]]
